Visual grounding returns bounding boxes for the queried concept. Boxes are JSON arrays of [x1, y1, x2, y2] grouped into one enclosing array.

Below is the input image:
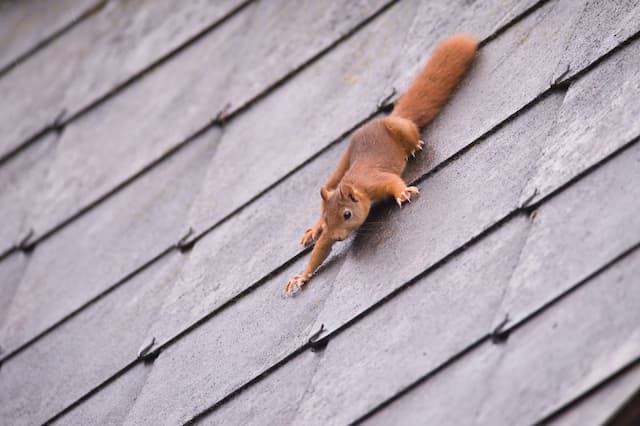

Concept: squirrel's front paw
[[300, 226, 322, 247], [285, 274, 310, 296], [395, 186, 420, 207]]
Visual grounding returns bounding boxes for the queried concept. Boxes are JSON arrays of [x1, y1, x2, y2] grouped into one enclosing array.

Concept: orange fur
[[286, 34, 478, 295], [392, 34, 478, 127]]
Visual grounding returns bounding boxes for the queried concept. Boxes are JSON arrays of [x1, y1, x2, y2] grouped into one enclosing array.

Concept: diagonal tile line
[[537, 355, 640, 426], [478, 0, 548, 48], [41, 357, 141, 426], [352, 336, 492, 426], [0, 1, 109, 79], [0, 246, 16, 263]]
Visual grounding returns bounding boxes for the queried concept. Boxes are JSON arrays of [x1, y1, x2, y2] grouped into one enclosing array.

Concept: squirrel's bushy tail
[[392, 34, 478, 128]]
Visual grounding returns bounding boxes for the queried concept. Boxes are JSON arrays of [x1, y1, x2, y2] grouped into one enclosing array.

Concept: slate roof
[[0, 0, 639, 425]]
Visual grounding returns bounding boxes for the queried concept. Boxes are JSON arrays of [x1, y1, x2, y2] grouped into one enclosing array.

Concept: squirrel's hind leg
[[382, 116, 424, 157]]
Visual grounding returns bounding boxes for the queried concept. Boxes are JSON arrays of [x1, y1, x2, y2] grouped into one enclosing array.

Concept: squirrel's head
[[321, 183, 370, 242]]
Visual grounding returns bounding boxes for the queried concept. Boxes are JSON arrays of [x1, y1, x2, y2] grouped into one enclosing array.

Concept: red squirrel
[[285, 34, 478, 295]]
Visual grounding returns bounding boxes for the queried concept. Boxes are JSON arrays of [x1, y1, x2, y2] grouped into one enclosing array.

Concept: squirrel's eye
[[343, 210, 352, 220]]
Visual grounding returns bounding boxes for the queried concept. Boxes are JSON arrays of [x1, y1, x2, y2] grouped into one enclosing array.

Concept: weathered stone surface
[[548, 362, 640, 426], [0, 252, 183, 425], [0, 132, 56, 256], [0, 130, 220, 357], [491, 141, 640, 331], [15, 0, 390, 244], [187, 0, 543, 233], [0, 0, 102, 73], [0, 0, 244, 159], [0, 252, 28, 333], [365, 248, 640, 426], [522, 36, 640, 205], [50, 362, 152, 426], [552, 0, 640, 85]]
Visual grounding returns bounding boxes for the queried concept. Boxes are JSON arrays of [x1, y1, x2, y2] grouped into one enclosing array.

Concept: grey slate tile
[[364, 247, 640, 426], [0, 130, 221, 357], [198, 217, 529, 426], [186, 0, 543, 234], [0, 0, 102, 73], [411, 0, 640, 179], [0, 0, 245, 159], [491, 140, 640, 330], [51, 362, 152, 426], [123, 88, 563, 425], [521, 36, 640, 205], [0, 252, 28, 334], [199, 351, 323, 426], [0, 252, 183, 425], [548, 362, 640, 426], [0, 132, 57, 256], [552, 0, 640, 85], [20, 0, 392, 247]]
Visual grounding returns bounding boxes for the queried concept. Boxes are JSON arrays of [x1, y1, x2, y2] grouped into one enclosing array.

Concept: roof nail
[[138, 336, 156, 359]]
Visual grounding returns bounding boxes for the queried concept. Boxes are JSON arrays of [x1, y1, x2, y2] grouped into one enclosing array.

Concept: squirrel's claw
[[395, 186, 420, 207], [285, 274, 309, 296], [410, 140, 425, 158], [300, 226, 322, 247]]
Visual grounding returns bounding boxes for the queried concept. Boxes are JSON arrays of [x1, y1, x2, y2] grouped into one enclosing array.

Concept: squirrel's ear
[[320, 187, 330, 201], [340, 183, 358, 203]]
